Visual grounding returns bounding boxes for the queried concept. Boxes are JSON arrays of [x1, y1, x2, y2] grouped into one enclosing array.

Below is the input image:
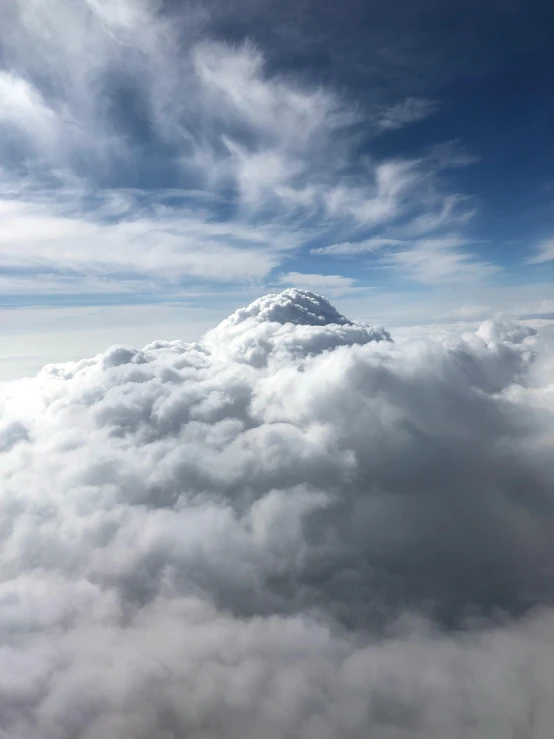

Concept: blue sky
[[0, 0, 553, 376]]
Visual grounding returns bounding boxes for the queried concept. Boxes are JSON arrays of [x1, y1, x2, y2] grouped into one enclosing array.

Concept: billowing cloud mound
[[1, 290, 554, 738], [225, 289, 356, 326], [204, 288, 391, 366]]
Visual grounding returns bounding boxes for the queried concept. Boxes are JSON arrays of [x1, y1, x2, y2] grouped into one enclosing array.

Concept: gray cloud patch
[[1, 288, 554, 737]]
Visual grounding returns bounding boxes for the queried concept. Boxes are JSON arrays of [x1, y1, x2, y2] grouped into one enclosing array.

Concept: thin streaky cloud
[[381, 237, 501, 283], [312, 238, 404, 256], [376, 97, 438, 130], [526, 238, 554, 264]]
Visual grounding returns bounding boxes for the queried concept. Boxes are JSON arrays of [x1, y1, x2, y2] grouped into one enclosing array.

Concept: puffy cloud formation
[[204, 288, 391, 366], [1, 289, 554, 738]]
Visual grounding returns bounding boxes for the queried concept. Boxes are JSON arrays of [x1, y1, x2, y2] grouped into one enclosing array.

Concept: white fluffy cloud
[[1, 288, 554, 737]]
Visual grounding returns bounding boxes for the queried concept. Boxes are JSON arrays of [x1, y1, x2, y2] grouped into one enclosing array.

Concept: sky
[[1, 5, 554, 733], [0, 0, 553, 378]]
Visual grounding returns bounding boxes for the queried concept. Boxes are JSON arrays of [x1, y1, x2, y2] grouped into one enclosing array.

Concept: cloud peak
[[230, 288, 353, 327]]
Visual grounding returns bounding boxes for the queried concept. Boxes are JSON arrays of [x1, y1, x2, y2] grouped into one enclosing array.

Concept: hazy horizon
[[1, 0, 553, 378]]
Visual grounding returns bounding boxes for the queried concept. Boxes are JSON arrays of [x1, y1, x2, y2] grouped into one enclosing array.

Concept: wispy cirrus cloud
[[0, 72, 59, 147], [312, 233, 496, 284], [375, 96, 438, 130], [381, 236, 500, 283], [0, 0, 503, 307], [312, 238, 404, 256], [0, 195, 290, 289], [526, 238, 554, 264]]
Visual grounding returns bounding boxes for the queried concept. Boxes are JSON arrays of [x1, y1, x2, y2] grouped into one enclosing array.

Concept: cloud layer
[[1, 288, 554, 737]]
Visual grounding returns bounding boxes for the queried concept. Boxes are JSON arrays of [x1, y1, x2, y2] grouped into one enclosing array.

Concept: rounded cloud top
[[204, 288, 391, 365], [227, 288, 354, 327]]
